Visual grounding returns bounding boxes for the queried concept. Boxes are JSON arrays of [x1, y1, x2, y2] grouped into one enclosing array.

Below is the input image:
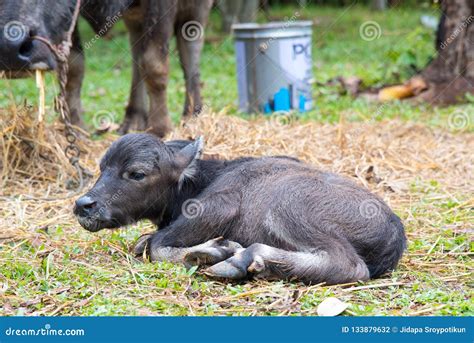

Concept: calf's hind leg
[[204, 239, 370, 285]]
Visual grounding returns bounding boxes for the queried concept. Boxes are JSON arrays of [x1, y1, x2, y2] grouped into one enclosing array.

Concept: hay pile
[[175, 112, 473, 206], [1, 106, 472, 239], [1, 107, 472, 316], [0, 106, 112, 197]]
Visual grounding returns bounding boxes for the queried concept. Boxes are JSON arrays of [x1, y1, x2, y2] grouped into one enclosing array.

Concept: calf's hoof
[[203, 259, 248, 280], [184, 237, 243, 268], [132, 233, 153, 259], [203, 246, 266, 280]]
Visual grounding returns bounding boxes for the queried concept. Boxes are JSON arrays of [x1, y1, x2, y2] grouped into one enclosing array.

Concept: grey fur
[[74, 134, 407, 285]]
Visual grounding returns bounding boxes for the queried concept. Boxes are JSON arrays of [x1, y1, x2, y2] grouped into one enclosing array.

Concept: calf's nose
[[74, 196, 97, 217]]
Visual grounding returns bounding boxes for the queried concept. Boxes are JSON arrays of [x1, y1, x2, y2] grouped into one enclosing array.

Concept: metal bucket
[[232, 21, 313, 114]]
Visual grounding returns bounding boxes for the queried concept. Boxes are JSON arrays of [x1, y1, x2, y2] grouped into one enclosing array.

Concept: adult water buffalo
[[0, 0, 213, 137], [74, 134, 407, 285]]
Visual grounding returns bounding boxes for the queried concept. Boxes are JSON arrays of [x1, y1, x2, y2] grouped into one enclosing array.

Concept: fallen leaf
[[379, 85, 414, 101], [317, 297, 349, 316]]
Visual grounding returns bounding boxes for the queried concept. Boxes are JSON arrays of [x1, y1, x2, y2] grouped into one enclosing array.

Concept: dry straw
[[1, 106, 472, 237], [1, 105, 472, 316]]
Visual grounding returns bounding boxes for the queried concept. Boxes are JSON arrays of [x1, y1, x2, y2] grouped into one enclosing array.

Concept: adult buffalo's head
[[0, 0, 82, 75], [74, 134, 203, 232]]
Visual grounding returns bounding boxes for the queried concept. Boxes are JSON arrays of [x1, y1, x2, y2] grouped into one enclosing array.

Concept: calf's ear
[[173, 136, 204, 186]]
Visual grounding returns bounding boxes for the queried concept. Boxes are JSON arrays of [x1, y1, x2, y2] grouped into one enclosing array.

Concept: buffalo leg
[[119, 17, 148, 134], [133, 236, 242, 267], [134, 192, 241, 262], [141, 0, 177, 137], [204, 240, 370, 285], [175, 1, 212, 117], [176, 27, 203, 116], [66, 27, 84, 127]]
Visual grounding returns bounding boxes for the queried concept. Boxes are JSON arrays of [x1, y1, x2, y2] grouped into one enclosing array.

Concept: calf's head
[[0, 0, 78, 75], [74, 134, 203, 232]]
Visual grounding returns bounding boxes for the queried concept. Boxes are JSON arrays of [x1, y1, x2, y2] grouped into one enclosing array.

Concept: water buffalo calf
[[0, 0, 212, 137], [74, 134, 407, 285]]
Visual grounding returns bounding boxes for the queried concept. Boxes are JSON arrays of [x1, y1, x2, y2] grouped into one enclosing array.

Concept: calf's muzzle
[[74, 195, 97, 217]]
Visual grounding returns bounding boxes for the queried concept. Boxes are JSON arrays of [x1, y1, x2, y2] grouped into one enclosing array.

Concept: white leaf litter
[[317, 297, 349, 316]]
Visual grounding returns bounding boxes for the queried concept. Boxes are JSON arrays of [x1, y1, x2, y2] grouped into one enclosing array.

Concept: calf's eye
[[128, 171, 146, 181]]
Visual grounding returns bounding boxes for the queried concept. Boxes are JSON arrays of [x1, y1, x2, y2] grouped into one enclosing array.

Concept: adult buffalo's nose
[[0, 23, 56, 71], [74, 196, 97, 217]]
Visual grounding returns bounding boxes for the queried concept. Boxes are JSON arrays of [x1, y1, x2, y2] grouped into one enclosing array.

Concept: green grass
[[1, 4, 472, 129], [0, 4, 472, 316], [1, 186, 472, 316]]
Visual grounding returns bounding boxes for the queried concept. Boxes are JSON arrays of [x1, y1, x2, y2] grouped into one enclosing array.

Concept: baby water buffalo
[[74, 134, 406, 285], [0, 0, 212, 137]]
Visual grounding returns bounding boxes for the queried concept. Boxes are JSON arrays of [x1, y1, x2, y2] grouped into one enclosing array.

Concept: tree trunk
[[419, 0, 474, 104]]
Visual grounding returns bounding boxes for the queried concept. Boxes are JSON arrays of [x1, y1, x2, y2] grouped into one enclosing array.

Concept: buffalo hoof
[[132, 233, 153, 259], [118, 110, 148, 135], [203, 258, 248, 280], [146, 118, 173, 138], [184, 237, 243, 268], [203, 244, 268, 280]]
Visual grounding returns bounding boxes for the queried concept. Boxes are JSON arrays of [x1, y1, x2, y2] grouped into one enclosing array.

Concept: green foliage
[[383, 27, 433, 83]]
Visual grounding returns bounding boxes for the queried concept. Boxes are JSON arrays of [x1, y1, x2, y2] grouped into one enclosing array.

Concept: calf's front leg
[[133, 193, 241, 266], [133, 235, 242, 268]]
